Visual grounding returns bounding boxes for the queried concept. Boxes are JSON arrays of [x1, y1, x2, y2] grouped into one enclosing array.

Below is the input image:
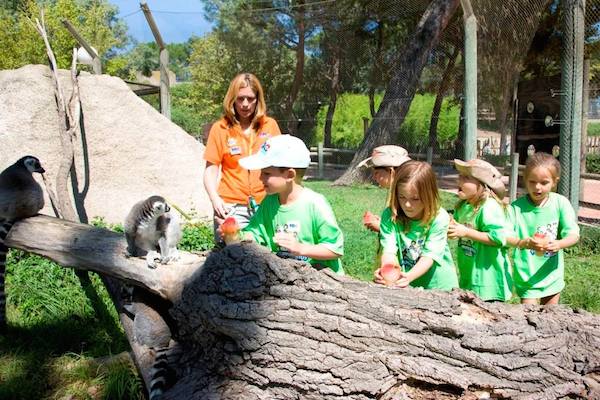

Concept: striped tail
[[148, 346, 177, 399], [0, 219, 15, 329]]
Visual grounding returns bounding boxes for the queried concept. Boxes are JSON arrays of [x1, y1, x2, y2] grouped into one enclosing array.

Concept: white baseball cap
[[239, 134, 311, 170]]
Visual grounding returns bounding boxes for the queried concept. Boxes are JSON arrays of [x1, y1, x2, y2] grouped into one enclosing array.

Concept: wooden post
[[318, 142, 324, 180], [140, 1, 171, 119], [61, 19, 101, 74]]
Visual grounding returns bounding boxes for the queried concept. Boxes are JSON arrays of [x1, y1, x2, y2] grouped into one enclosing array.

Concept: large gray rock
[[0, 64, 211, 224]]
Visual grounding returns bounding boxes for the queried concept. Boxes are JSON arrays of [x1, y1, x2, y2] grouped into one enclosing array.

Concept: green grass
[[2, 183, 599, 398]]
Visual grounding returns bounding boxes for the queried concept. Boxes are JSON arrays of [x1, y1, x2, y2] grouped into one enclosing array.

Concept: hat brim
[[239, 154, 270, 170], [357, 157, 374, 169], [453, 159, 471, 175]]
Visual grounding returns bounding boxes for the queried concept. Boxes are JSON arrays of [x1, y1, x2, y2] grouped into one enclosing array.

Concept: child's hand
[[447, 219, 468, 239], [274, 232, 303, 255], [543, 239, 561, 253], [530, 233, 549, 255], [373, 266, 409, 288], [363, 211, 381, 232]]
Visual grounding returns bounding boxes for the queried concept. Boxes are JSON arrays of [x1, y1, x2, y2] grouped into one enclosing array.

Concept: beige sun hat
[[454, 158, 506, 198], [358, 145, 411, 169]]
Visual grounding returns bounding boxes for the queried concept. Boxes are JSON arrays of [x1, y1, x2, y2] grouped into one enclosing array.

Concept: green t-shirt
[[454, 198, 513, 301], [243, 187, 344, 275], [379, 207, 458, 291], [510, 192, 579, 298]]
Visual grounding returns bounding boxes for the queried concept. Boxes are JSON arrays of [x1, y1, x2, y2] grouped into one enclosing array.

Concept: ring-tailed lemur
[[0, 156, 45, 329], [124, 196, 182, 268]]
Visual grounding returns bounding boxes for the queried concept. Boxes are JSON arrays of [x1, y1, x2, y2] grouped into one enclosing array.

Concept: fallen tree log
[[5, 215, 600, 399], [5, 215, 202, 302]]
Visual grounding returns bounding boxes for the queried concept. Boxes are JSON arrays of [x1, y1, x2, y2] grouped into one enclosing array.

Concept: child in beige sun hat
[[359, 145, 411, 233]]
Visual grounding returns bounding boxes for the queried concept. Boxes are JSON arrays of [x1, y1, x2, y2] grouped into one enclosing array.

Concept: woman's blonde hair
[[389, 161, 440, 230], [524, 152, 561, 190], [222, 73, 267, 128]]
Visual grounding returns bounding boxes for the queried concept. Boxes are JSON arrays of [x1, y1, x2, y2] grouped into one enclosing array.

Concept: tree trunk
[[428, 45, 459, 153], [5, 216, 600, 399], [283, 0, 306, 135], [369, 20, 385, 119], [323, 55, 341, 148], [335, 0, 460, 185]]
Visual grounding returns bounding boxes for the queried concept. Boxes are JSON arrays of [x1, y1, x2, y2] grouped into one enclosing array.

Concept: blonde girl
[[448, 159, 513, 301], [374, 161, 458, 290], [508, 152, 579, 305]]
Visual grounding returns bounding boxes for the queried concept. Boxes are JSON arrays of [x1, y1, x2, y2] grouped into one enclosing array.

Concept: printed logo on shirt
[[458, 222, 476, 257], [260, 141, 271, 155], [401, 238, 425, 271], [275, 221, 303, 260], [229, 146, 242, 155], [227, 138, 237, 146], [258, 132, 270, 138], [530, 221, 559, 258]]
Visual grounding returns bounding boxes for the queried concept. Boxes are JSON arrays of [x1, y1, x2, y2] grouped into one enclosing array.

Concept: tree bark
[[323, 55, 341, 148], [335, 0, 460, 185], [5, 216, 600, 399], [283, 0, 306, 135], [428, 45, 459, 153], [369, 20, 385, 119]]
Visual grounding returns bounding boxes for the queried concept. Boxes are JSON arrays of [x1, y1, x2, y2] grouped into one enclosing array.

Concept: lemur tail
[[148, 346, 177, 399]]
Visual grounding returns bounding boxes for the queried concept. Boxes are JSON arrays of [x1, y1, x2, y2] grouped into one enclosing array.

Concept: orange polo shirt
[[204, 116, 281, 205]]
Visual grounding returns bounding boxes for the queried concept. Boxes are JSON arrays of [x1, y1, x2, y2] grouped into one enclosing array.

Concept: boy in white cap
[[238, 135, 344, 275], [358, 145, 410, 232]]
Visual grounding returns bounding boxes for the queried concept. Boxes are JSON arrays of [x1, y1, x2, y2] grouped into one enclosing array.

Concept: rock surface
[[0, 64, 211, 223]]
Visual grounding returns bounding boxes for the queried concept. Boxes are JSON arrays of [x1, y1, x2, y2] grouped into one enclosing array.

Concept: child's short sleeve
[[557, 194, 580, 238], [312, 195, 344, 256], [420, 208, 450, 265], [478, 199, 510, 246], [379, 207, 398, 256]]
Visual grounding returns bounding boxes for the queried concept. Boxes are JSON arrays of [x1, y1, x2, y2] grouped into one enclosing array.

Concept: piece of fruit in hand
[[363, 211, 375, 225], [533, 232, 549, 256], [380, 263, 402, 286], [221, 217, 241, 245]]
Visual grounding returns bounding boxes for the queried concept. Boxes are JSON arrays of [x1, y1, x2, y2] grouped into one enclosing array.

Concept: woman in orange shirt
[[203, 73, 281, 238]]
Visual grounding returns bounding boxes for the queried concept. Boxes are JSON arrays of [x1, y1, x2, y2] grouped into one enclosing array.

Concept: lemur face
[[23, 156, 45, 174], [153, 201, 170, 214]]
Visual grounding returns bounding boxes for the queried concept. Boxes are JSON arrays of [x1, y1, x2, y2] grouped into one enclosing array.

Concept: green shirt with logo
[[379, 207, 458, 291], [243, 188, 344, 275], [510, 192, 579, 298], [454, 198, 513, 301]]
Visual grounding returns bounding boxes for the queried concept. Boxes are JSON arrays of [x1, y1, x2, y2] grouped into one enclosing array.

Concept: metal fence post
[[461, 0, 477, 161], [509, 152, 519, 203], [558, 0, 584, 213], [318, 142, 324, 180]]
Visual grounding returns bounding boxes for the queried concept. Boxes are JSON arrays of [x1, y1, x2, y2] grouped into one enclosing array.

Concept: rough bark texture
[[6, 216, 600, 399], [335, 0, 460, 185]]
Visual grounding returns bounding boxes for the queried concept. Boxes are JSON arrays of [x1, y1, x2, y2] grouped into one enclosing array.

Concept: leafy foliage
[[313, 93, 460, 150], [586, 154, 600, 174], [0, 0, 128, 70]]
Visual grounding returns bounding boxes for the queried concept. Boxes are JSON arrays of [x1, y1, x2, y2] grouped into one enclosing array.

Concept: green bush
[[587, 122, 600, 137], [586, 154, 600, 174], [313, 93, 460, 151]]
